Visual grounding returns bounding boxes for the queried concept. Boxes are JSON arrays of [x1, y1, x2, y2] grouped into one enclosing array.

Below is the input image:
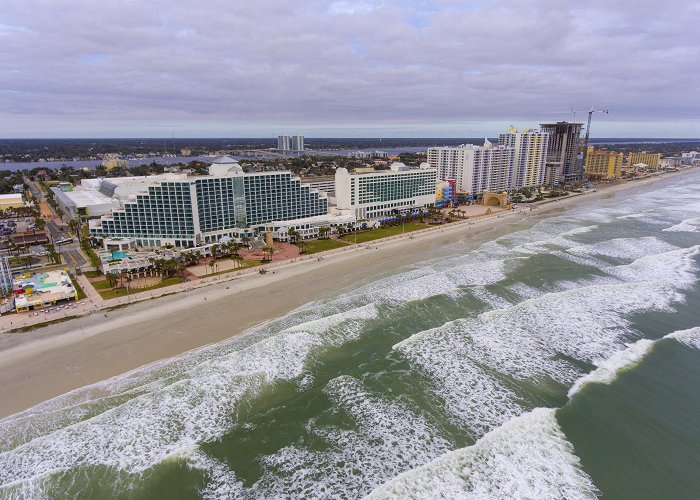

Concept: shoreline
[[0, 169, 691, 418]]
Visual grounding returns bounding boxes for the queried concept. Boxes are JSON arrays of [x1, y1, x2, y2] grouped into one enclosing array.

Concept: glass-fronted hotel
[[89, 158, 328, 247], [334, 163, 438, 219]]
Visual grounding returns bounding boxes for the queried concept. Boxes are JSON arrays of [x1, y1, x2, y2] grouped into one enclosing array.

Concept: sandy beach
[[0, 171, 689, 418]]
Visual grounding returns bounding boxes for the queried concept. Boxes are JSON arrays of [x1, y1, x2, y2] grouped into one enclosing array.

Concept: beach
[[0, 172, 686, 418]]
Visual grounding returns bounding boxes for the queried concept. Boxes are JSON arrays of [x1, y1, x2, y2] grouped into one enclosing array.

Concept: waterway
[[1, 171, 699, 498]]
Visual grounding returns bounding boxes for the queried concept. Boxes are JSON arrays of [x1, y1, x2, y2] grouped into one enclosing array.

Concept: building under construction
[[540, 122, 583, 184]]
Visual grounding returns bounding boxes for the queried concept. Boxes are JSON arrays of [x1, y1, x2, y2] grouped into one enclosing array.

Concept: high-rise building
[[627, 152, 661, 170], [585, 147, 624, 179], [427, 140, 516, 195], [539, 122, 583, 184], [89, 157, 328, 247], [278, 134, 304, 151], [277, 135, 291, 151], [0, 256, 12, 296], [291, 135, 304, 151], [335, 162, 437, 219], [499, 127, 549, 188]]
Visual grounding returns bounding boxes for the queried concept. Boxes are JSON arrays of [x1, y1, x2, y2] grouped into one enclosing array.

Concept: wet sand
[[0, 172, 687, 418]]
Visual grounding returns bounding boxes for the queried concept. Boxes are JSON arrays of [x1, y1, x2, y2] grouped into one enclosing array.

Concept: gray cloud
[[1, 0, 699, 137]]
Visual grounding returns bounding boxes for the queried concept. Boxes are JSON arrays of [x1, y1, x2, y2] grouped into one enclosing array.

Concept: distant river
[[1, 147, 430, 171], [0, 156, 217, 171], [1, 172, 700, 498]]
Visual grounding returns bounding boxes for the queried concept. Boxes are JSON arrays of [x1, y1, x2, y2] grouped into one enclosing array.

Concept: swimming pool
[[111, 251, 130, 260]]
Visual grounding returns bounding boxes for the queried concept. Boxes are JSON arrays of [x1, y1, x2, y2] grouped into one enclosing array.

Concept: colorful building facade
[[585, 147, 624, 179]]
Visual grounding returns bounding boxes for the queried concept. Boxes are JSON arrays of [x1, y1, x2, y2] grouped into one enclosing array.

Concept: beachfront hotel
[[627, 151, 661, 170], [427, 140, 516, 195], [499, 127, 549, 188], [334, 162, 438, 219], [585, 147, 624, 179], [89, 157, 328, 247]]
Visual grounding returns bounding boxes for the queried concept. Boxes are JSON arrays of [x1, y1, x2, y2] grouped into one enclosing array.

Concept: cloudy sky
[[2, 0, 699, 138]]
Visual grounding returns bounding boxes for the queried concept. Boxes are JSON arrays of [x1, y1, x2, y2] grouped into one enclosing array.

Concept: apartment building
[[499, 127, 549, 188], [427, 140, 516, 195]]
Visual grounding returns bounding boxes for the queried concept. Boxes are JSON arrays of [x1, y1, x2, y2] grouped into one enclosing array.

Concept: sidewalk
[[0, 206, 535, 334]]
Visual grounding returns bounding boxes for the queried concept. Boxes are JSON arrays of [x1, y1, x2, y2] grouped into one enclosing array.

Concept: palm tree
[[319, 226, 331, 239], [261, 246, 274, 262], [231, 252, 243, 269]]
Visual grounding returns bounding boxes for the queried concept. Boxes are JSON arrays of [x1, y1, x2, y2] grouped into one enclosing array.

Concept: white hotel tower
[[427, 140, 515, 195]]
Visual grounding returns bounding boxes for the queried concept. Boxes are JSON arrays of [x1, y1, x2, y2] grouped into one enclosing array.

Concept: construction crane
[[578, 107, 609, 181]]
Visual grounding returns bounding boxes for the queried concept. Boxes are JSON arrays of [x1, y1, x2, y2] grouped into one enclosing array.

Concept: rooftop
[[52, 187, 114, 207], [0, 193, 22, 201]]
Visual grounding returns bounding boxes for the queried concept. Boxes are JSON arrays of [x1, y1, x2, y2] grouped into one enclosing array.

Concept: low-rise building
[[0, 193, 24, 212], [12, 270, 78, 312], [51, 186, 116, 218], [261, 213, 357, 241], [101, 154, 129, 170], [659, 157, 682, 169], [335, 162, 437, 219], [11, 230, 49, 247]]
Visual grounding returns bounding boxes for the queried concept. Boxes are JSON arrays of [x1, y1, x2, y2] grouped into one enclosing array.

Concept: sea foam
[[0, 305, 379, 492], [365, 408, 597, 500]]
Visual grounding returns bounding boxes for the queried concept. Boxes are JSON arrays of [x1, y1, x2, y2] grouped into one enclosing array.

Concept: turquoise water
[[111, 251, 129, 260], [1, 172, 700, 499]]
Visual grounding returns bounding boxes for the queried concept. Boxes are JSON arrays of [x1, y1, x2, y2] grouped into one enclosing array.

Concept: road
[[25, 178, 87, 269]]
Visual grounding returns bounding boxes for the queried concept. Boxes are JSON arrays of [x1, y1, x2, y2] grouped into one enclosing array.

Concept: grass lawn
[[90, 279, 113, 290], [11, 315, 80, 333], [69, 275, 87, 300], [84, 270, 102, 278], [98, 276, 185, 300], [339, 221, 428, 244], [301, 239, 351, 254], [201, 259, 262, 277]]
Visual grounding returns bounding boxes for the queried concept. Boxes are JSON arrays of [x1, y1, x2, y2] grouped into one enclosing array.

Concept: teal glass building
[[90, 165, 328, 247]]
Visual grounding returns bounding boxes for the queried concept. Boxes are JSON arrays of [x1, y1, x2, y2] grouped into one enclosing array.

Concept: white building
[[291, 135, 305, 151], [278, 134, 304, 151], [427, 140, 516, 195], [261, 213, 357, 241], [277, 135, 291, 151], [89, 157, 328, 248], [348, 150, 389, 159], [51, 186, 116, 218], [335, 162, 437, 219], [0, 256, 12, 296], [499, 127, 549, 188]]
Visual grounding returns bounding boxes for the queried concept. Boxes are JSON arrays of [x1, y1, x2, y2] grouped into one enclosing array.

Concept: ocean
[[1, 172, 699, 499]]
